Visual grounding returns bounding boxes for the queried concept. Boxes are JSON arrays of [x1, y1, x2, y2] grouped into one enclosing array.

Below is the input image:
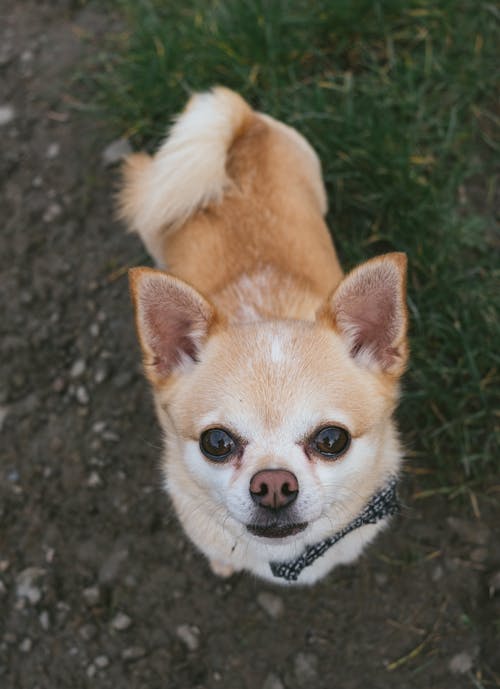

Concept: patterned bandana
[[269, 477, 400, 582]]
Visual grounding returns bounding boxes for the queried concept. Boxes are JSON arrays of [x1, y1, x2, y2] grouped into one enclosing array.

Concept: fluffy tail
[[118, 87, 254, 266]]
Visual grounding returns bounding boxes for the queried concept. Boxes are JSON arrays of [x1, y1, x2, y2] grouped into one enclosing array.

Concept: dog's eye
[[199, 428, 236, 461], [311, 426, 350, 459]]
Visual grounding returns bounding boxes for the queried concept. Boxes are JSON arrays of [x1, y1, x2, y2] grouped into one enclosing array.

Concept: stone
[[111, 612, 132, 631], [262, 673, 285, 689], [87, 471, 102, 488], [19, 638, 32, 653], [122, 646, 146, 662], [70, 359, 86, 378], [16, 567, 45, 604], [449, 651, 473, 674], [75, 386, 89, 405], [99, 548, 128, 585], [82, 585, 100, 606], [79, 624, 97, 641], [52, 377, 66, 393], [257, 592, 284, 619], [447, 517, 490, 546], [294, 652, 318, 687], [46, 142, 60, 159], [0, 105, 15, 127], [432, 565, 444, 582], [470, 547, 488, 563], [0, 405, 8, 431], [42, 203, 62, 223], [94, 655, 109, 668], [176, 624, 200, 651], [39, 610, 50, 631], [488, 571, 500, 597], [102, 138, 132, 166]]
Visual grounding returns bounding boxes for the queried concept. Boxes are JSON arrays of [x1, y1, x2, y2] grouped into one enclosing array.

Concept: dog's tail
[[118, 87, 254, 266]]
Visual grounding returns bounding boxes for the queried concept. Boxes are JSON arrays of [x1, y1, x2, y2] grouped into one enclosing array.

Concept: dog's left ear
[[317, 253, 408, 376], [129, 267, 217, 385]]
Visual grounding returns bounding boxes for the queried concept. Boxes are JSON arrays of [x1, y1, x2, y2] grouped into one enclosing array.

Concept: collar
[[269, 477, 400, 582]]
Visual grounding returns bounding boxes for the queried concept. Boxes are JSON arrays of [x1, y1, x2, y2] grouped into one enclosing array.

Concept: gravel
[[102, 138, 132, 166]]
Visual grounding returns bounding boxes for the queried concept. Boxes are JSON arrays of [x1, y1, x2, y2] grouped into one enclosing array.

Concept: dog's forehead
[[175, 321, 387, 438]]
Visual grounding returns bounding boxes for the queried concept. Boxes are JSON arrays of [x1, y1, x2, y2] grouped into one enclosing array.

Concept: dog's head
[[129, 254, 408, 552]]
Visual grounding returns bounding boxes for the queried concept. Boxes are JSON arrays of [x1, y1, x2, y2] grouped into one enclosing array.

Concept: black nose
[[249, 469, 299, 510]]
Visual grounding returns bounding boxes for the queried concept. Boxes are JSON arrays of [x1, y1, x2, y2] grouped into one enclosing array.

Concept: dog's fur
[[119, 87, 408, 585]]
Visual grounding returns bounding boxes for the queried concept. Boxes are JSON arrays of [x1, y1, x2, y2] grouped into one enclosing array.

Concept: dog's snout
[[249, 469, 298, 510]]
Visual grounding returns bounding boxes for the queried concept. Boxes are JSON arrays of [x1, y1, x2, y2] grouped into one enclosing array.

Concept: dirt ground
[[1, 2, 499, 688]]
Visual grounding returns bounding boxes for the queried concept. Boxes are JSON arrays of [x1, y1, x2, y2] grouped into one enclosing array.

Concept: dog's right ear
[[129, 268, 216, 385]]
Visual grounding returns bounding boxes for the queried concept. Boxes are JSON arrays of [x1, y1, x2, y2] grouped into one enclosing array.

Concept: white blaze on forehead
[[270, 337, 285, 363]]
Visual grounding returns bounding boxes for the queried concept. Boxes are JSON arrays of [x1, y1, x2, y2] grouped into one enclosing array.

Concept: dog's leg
[[209, 559, 235, 579]]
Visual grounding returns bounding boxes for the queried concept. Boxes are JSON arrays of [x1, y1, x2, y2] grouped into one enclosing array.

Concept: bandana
[[269, 477, 400, 582]]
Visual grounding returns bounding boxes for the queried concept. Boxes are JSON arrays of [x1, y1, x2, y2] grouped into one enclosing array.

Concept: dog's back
[[119, 87, 342, 320]]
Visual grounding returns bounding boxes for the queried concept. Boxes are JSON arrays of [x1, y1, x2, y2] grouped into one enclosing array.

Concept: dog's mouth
[[246, 522, 308, 539]]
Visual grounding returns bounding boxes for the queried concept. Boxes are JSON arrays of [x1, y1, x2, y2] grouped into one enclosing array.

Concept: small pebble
[[52, 377, 66, 393], [86, 664, 96, 679], [122, 646, 146, 662], [94, 655, 109, 668], [488, 571, 500, 597], [43, 203, 62, 223], [111, 612, 132, 631], [176, 624, 200, 651], [79, 624, 97, 641], [375, 572, 388, 586], [87, 471, 101, 488], [449, 651, 473, 674], [99, 548, 128, 585], [46, 142, 60, 159], [0, 406, 8, 431], [262, 673, 285, 689], [257, 592, 284, 619], [76, 386, 89, 405], [447, 517, 490, 546], [19, 638, 32, 653], [102, 138, 132, 166], [70, 359, 86, 378], [39, 610, 50, 631], [82, 585, 100, 607], [0, 105, 15, 127], [294, 652, 318, 687], [470, 547, 488, 563], [432, 565, 444, 582], [16, 567, 45, 604]]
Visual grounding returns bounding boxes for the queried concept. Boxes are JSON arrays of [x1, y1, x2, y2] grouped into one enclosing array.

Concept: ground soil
[[1, 2, 499, 688]]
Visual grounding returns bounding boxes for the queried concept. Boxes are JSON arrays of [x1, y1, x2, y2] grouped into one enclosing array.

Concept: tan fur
[[121, 88, 409, 585]]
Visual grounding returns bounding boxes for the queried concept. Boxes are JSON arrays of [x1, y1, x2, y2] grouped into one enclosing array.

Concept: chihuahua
[[119, 87, 408, 585]]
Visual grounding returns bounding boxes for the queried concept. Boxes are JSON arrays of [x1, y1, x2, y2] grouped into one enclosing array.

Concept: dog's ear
[[129, 268, 216, 384], [317, 253, 408, 376]]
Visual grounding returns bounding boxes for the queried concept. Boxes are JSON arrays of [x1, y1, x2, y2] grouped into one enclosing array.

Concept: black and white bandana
[[270, 478, 400, 582]]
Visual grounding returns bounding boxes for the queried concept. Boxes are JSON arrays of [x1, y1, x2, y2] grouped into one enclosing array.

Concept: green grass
[[91, 0, 499, 482]]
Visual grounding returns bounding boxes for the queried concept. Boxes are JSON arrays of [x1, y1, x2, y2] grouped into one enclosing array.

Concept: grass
[[90, 0, 499, 483]]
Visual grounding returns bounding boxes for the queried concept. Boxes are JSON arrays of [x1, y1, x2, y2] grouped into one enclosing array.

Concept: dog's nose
[[249, 469, 299, 510]]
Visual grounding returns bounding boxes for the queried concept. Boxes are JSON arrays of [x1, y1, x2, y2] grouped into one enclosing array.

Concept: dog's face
[[130, 254, 408, 551]]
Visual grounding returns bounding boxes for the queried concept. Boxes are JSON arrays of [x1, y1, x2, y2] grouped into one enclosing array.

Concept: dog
[[118, 87, 408, 585]]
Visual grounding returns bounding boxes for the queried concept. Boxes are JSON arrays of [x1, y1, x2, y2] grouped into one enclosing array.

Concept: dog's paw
[[209, 559, 235, 578]]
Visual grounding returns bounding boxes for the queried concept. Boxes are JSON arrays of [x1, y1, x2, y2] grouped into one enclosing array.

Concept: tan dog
[[119, 88, 408, 585]]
